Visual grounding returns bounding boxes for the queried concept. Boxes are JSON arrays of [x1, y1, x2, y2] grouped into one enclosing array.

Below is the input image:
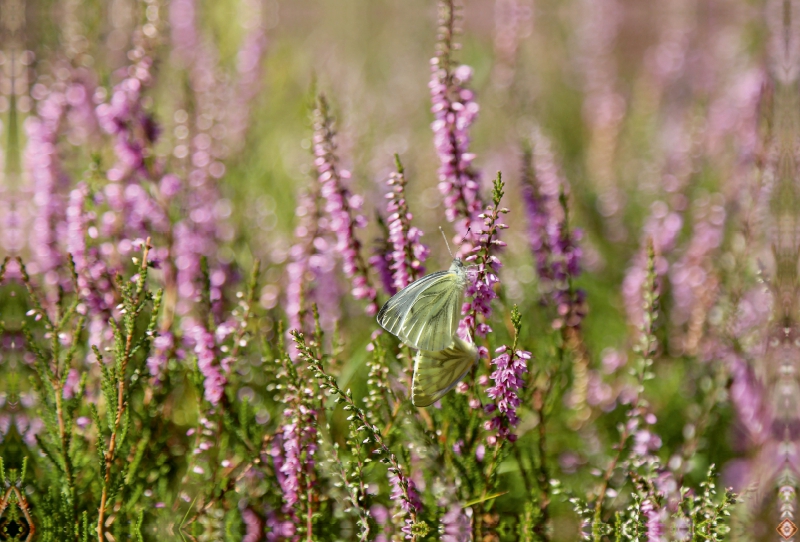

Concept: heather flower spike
[[312, 94, 379, 315], [485, 306, 530, 442], [431, 0, 485, 245]]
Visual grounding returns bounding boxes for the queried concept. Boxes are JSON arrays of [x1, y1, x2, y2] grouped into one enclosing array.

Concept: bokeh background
[[2, 0, 782, 540]]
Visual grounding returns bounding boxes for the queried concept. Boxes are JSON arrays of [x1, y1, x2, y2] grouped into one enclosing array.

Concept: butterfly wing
[[412, 336, 478, 407], [376, 270, 464, 351]]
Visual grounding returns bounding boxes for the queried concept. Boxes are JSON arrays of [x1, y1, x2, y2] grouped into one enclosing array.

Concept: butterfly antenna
[[440, 227, 454, 258], [459, 228, 472, 246]]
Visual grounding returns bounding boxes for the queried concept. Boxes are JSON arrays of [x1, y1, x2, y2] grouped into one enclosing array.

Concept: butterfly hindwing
[[377, 268, 465, 351], [412, 336, 478, 407]]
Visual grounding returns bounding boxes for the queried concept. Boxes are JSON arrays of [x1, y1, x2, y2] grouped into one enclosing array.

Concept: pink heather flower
[[285, 189, 340, 335], [95, 53, 156, 182], [460, 178, 507, 339], [631, 429, 663, 460], [389, 471, 422, 514], [669, 198, 725, 327], [279, 415, 301, 511], [312, 97, 378, 314], [168, 0, 265, 320], [726, 350, 771, 446], [492, 0, 533, 89], [575, 0, 626, 239], [275, 403, 318, 518], [227, 9, 267, 151], [169, 0, 199, 65], [185, 320, 226, 405], [147, 332, 174, 383], [62, 368, 81, 400], [369, 233, 398, 297], [25, 90, 67, 282], [66, 183, 89, 275], [484, 345, 530, 441], [622, 202, 682, 328], [641, 498, 664, 542], [523, 129, 585, 329], [442, 504, 471, 542], [383, 166, 429, 291], [389, 469, 421, 540], [430, 3, 484, 244], [241, 508, 262, 542]]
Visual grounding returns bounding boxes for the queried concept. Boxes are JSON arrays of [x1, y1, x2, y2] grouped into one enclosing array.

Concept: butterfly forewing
[[376, 266, 466, 351], [412, 336, 478, 407]]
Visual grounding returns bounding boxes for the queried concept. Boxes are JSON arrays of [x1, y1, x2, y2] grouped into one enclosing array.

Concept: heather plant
[[0, 0, 796, 541]]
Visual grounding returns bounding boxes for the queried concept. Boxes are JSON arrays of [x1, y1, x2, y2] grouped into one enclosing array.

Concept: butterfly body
[[377, 258, 477, 406], [376, 258, 468, 352]]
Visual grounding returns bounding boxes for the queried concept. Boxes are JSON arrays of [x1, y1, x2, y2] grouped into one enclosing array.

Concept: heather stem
[[592, 239, 658, 535], [292, 330, 421, 539], [97, 238, 160, 542]]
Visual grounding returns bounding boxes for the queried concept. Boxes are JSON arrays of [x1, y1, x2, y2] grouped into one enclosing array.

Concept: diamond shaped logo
[[778, 518, 798, 540]]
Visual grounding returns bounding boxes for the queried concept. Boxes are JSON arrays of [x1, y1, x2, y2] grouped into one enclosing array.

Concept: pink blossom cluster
[[622, 202, 683, 328], [312, 100, 378, 315], [25, 87, 67, 282], [461, 197, 508, 340], [383, 168, 429, 291], [95, 53, 157, 183], [484, 345, 530, 442], [389, 470, 422, 539], [441, 504, 471, 542], [285, 190, 340, 335], [273, 402, 318, 516], [185, 319, 227, 406], [669, 198, 726, 328], [146, 332, 175, 383], [430, 59, 484, 241], [523, 129, 585, 329]]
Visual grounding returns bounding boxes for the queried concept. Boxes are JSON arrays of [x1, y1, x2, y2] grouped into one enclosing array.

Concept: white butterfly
[[412, 336, 478, 407], [376, 257, 468, 351]]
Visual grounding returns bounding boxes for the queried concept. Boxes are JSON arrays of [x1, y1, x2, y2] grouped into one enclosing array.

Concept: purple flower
[[285, 189, 340, 336], [441, 504, 471, 542], [95, 54, 155, 182], [522, 129, 585, 329], [382, 165, 430, 291], [66, 183, 88, 276], [484, 345, 530, 441], [622, 202, 682, 328], [62, 369, 81, 400], [430, 3, 484, 243], [669, 198, 725, 351], [241, 508, 262, 542], [389, 470, 421, 540], [169, 0, 198, 64], [726, 349, 771, 446], [312, 96, 378, 315], [273, 402, 318, 521], [185, 320, 226, 405], [25, 91, 68, 283], [631, 429, 663, 460], [369, 234, 397, 297], [641, 498, 664, 542], [459, 178, 508, 339], [389, 471, 421, 513], [147, 332, 174, 383], [279, 415, 301, 510], [574, 0, 626, 239]]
